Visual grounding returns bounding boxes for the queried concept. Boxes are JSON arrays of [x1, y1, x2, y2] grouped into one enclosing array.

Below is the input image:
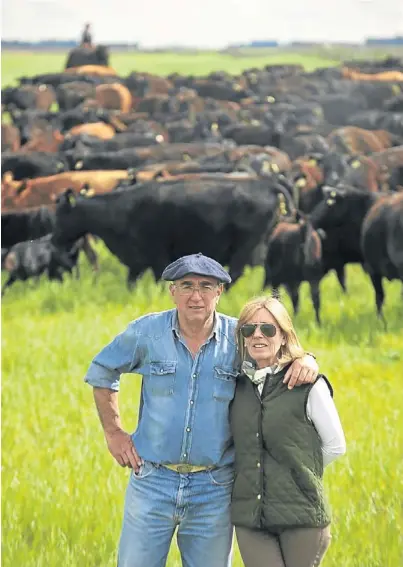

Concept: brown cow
[[1, 124, 21, 152], [95, 83, 133, 113], [18, 84, 56, 110], [64, 65, 117, 76], [1, 170, 130, 211], [342, 67, 403, 82], [20, 129, 64, 153], [289, 157, 325, 212], [66, 122, 116, 140], [327, 126, 400, 155]]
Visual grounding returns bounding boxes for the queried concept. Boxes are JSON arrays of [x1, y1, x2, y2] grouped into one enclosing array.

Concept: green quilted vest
[[230, 365, 331, 532]]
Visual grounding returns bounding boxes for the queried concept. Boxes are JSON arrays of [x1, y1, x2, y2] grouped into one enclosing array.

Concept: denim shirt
[[84, 309, 239, 467]]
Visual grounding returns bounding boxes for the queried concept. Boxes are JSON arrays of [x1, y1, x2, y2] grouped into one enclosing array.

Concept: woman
[[230, 296, 346, 567]]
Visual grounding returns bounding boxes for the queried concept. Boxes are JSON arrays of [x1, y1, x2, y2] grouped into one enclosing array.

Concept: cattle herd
[[1, 46, 403, 325]]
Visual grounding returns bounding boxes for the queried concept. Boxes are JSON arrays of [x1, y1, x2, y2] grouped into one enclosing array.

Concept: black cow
[[309, 186, 397, 319], [1, 206, 55, 249], [264, 218, 324, 324], [1, 235, 90, 296], [360, 192, 403, 325], [56, 81, 96, 111], [1, 152, 69, 180], [52, 180, 290, 287], [76, 132, 163, 152]]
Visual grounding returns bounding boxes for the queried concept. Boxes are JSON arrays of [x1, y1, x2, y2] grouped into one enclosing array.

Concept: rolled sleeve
[[84, 322, 143, 391]]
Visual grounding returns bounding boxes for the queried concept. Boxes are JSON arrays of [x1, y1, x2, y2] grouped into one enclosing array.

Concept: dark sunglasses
[[240, 323, 277, 338]]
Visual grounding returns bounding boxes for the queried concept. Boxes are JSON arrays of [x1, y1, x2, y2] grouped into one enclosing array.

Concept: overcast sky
[[2, 0, 403, 47]]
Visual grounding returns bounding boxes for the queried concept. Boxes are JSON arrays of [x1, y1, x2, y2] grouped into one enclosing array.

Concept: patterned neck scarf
[[241, 360, 282, 387]]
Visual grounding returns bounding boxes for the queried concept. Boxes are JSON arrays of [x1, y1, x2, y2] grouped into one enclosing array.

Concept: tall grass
[[2, 243, 403, 567]]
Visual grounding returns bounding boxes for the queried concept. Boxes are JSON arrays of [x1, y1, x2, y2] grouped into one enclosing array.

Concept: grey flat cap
[[162, 252, 231, 284]]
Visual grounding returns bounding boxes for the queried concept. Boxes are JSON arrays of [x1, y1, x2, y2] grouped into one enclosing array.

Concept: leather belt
[[163, 464, 213, 474]]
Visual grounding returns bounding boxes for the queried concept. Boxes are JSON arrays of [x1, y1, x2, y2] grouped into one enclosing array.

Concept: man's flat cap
[[162, 252, 231, 284]]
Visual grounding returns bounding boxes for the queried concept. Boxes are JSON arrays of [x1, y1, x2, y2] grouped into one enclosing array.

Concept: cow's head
[[309, 185, 351, 229], [53, 188, 86, 246]]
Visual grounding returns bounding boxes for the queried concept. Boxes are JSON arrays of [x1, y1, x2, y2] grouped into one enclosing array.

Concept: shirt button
[[186, 427, 191, 432], [257, 494, 261, 500], [190, 400, 194, 405], [192, 374, 197, 379], [257, 462, 261, 468], [256, 433, 260, 438], [183, 453, 187, 458]]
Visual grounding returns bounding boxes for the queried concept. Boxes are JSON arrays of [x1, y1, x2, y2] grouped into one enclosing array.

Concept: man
[[80, 23, 92, 47], [84, 252, 319, 567]]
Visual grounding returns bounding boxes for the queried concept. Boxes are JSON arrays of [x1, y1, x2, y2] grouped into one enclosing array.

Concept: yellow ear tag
[[68, 193, 77, 207], [262, 161, 271, 172], [270, 163, 279, 173], [266, 96, 275, 103], [308, 158, 317, 166], [211, 122, 219, 131], [326, 198, 335, 205], [295, 177, 307, 188], [392, 84, 401, 95], [75, 161, 83, 170], [351, 159, 361, 169], [183, 153, 191, 161]]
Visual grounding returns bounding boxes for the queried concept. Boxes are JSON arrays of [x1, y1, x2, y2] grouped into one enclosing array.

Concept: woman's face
[[242, 308, 285, 369]]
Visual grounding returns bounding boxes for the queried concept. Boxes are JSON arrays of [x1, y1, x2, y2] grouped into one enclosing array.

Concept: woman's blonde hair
[[236, 296, 305, 365]]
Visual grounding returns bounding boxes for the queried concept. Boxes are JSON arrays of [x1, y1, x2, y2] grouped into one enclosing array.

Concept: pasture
[[2, 50, 403, 567]]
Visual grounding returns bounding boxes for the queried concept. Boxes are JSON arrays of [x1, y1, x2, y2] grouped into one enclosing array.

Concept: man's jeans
[[117, 461, 234, 567]]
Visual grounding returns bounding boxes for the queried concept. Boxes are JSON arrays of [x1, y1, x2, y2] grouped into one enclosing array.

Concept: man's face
[[170, 275, 223, 323]]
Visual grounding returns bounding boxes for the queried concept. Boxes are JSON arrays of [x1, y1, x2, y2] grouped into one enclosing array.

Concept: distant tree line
[[2, 36, 403, 50]]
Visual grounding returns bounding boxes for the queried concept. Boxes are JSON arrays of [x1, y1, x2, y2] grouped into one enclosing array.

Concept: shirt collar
[[171, 309, 221, 343]]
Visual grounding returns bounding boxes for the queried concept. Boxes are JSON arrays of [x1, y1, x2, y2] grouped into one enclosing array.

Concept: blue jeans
[[117, 461, 234, 567]]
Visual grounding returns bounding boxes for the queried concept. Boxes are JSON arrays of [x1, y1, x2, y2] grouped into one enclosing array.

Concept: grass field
[[2, 49, 403, 567]]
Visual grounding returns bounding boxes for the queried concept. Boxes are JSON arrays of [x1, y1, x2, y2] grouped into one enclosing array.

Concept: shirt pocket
[[213, 366, 237, 402], [149, 361, 177, 396]]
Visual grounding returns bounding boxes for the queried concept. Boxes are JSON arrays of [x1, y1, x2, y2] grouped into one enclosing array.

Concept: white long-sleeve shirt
[[254, 366, 346, 467]]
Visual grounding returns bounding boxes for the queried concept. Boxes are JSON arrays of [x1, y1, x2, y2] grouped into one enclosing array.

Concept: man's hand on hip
[[283, 354, 319, 390], [105, 429, 142, 471]]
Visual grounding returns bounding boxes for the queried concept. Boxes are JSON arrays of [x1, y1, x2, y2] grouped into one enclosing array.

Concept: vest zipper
[[256, 389, 265, 528]]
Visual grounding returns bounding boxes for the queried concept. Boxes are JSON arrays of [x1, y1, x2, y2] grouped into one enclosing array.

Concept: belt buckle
[[177, 464, 193, 474]]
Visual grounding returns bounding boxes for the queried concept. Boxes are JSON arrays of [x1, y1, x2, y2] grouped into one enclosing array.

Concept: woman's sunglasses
[[240, 323, 277, 338]]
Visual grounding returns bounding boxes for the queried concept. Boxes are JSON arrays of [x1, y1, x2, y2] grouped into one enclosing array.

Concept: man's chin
[[186, 308, 207, 318]]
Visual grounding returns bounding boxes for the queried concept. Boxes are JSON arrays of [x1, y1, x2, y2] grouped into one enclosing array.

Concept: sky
[[2, 0, 403, 48]]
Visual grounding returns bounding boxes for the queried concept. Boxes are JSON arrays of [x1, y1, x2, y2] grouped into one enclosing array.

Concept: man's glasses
[[175, 282, 218, 296], [240, 323, 277, 338]]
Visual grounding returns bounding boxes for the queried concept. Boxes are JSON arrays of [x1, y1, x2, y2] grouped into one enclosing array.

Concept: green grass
[[2, 243, 403, 567], [2, 49, 403, 567], [1, 48, 341, 87]]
